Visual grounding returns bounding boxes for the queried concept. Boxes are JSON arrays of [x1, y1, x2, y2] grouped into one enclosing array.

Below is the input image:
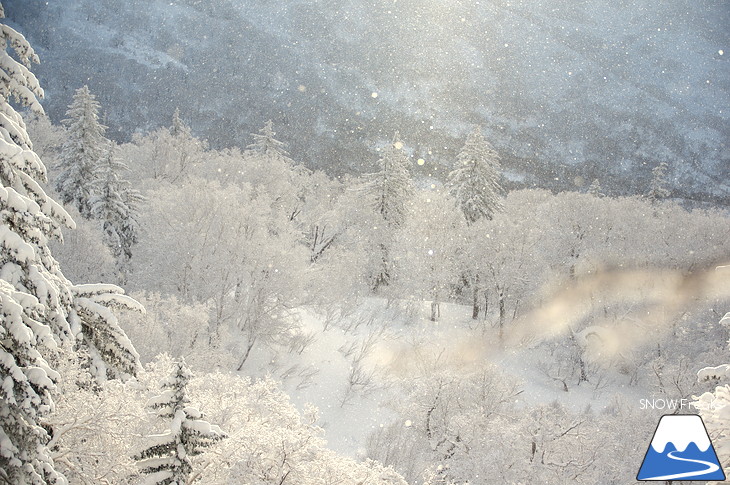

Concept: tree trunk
[[471, 274, 480, 320], [483, 291, 489, 320], [431, 301, 440, 322], [236, 337, 257, 371], [498, 289, 505, 339], [569, 331, 588, 384], [373, 243, 390, 291], [530, 441, 537, 462], [578, 356, 588, 384]]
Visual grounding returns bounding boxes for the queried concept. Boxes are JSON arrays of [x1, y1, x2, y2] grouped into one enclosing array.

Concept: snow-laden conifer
[[446, 128, 503, 317], [588, 178, 603, 197], [55, 85, 108, 219], [69, 283, 143, 380], [647, 161, 670, 203], [170, 107, 186, 138], [448, 127, 503, 224], [90, 145, 143, 284], [360, 133, 414, 289], [136, 359, 226, 485], [245, 120, 311, 221], [363, 132, 414, 227], [0, 8, 71, 483], [0, 281, 66, 484], [0, 10, 142, 483], [246, 119, 293, 164]]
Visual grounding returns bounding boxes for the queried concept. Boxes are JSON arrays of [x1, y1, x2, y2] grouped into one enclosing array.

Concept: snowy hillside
[[6, 0, 730, 204], [4, 2, 730, 483], [244, 300, 652, 458]]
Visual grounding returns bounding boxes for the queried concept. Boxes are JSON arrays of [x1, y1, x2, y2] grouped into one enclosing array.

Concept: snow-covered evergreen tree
[[0, 9, 75, 482], [363, 132, 414, 227], [69, 283, 143, 380], [54, 85, 108, 219], [647, 161, 670, 203], [245, 120, 311, 222], [446, 128, 503, 317], [90, 145, 143, 284], [246, 119, 293, 164], [136, 359, 226, 485], [448, 127, 503, 224], [360, 133, 414, 289], [0, 281, 66, 484], [0, 12, 142, 482], [170, 107, 186, 138], [588, 178, 603, 197]]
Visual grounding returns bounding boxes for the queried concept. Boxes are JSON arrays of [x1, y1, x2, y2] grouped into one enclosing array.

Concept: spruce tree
[[364, 132, 414, 228], [647, 161, 670, 203], [0, 9, 73, 483], [69, 283, 143, 380], [448, 127, 503, 224], [90, 145, 143, 284], [0, 11, 142, 483], [448, 128, 503, 319], [588, 178, 603, 197], [170, 108, 186, 138], [55, 85, 108, 219], [136, 360, 226, 485], [246, 119, 294, 164], [361, 133, 414, 289]]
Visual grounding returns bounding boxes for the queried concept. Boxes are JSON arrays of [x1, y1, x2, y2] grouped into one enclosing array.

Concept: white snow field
[[246, 298, 650, 458]]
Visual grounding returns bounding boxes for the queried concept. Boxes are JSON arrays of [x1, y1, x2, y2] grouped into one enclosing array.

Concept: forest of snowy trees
[[2, 3, 730, 484]]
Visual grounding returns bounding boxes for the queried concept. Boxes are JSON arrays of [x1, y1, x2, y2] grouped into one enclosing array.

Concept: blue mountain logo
[[637, 414, 725, 481]]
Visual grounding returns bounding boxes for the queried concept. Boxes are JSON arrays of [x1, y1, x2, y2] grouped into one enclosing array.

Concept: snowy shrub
[[187, 368, 406, 485]]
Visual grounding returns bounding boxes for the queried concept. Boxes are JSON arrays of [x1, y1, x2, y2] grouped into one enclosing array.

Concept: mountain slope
[[7, 0, 730, 203]]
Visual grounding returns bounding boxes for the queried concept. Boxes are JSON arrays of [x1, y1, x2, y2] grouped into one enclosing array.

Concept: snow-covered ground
[[248, 298, 648, 457]]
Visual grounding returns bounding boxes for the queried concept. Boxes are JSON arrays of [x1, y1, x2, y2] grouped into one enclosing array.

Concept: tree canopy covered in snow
[[448, 127, 503, 224], [136, 359, 226, 485], [55, 86, 108, 219]]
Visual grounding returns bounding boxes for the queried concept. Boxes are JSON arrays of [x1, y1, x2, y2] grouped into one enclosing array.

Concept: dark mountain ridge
[[6, 0, 730, 205]]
